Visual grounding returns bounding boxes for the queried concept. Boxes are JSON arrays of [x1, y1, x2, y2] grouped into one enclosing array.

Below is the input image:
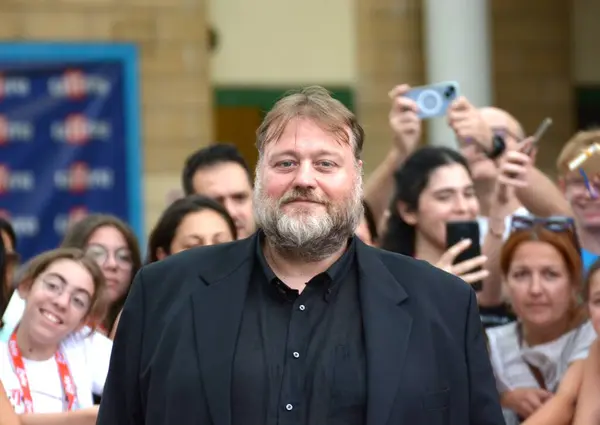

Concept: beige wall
[[492, 0, 572, 176], [573, 0, 600, 84], [0, 0, 213, 235], [209, 0, 356, 85]]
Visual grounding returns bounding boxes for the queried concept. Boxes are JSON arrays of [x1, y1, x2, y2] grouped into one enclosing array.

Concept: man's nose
[[293, 162, 317, 188]]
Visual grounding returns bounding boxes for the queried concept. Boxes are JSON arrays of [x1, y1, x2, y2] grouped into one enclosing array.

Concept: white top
[[487, 320, 596, 424], [0, 329, 113, 414], [477, 206, 530, 243]]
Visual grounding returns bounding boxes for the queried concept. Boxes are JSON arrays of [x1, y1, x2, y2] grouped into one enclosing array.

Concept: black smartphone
[[446, 220, 482, 291]]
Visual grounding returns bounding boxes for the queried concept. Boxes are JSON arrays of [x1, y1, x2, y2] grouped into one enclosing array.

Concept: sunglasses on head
[[511, 215, 575, 233], [510, 215, 580, 251]]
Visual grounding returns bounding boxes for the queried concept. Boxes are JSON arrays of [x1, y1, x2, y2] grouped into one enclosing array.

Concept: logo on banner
[[0, 164, 35, 194], [47, 69, 111, 99], [54, 162, 114, 193], [0, 75, 31, 99], [54, 207, 88, 235], [51, 114, 111, 144], [0, 115, 34, 144], [0, 210, 38, 237]]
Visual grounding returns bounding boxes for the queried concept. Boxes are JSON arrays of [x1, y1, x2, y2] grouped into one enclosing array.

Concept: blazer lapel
[[190, 236, 256, 425], [357, 243, 412, 425]]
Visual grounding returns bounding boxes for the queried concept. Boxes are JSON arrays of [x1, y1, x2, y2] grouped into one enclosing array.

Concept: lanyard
[[8, 328, 77, 413]]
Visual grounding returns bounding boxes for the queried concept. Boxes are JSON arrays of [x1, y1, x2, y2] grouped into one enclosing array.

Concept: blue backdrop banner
[[0, 61, 133, 260]]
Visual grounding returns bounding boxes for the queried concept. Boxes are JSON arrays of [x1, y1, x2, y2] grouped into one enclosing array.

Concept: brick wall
[[0, 0, 213, 235], [355, 0, 425, 175], [356, 0, 573, 177], [491, 0, 572, 176]]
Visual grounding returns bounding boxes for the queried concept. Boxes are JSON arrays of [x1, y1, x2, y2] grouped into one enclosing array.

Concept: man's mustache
[[279, 190, 327, 206]]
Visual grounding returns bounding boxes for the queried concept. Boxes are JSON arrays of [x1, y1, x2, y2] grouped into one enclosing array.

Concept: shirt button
[[292, 351, 300, 358], [299, 304, 306, 311], [285, 403, 293, 411]]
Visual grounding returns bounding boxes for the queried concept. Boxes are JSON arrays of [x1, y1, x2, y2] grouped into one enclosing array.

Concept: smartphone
[[521, 117, 553, 155], [446, 220, 482, 291], [404, 81, 460, 119]]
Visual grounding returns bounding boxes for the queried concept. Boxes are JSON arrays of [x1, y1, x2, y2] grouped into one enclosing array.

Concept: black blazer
[[97, 234, 504, 425]]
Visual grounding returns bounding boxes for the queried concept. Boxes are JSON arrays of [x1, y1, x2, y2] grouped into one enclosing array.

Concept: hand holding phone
[[440, 221, 489, 290], [403, 81, 459, 119], [520, 117, 553, 155], [388, 84, 423, 154]]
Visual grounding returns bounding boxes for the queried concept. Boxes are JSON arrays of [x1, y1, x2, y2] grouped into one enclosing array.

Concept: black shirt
[[231, 234, 366, 425]]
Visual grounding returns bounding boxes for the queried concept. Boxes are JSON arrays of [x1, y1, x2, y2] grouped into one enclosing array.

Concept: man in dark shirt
[[98, 86, 505, 425], [232, 233, 365, 425]]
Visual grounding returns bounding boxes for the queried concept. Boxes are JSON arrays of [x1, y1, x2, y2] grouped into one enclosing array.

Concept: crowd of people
[[0, 83, 599, 424]]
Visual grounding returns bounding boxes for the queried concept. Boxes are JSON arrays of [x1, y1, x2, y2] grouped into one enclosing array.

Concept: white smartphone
[[403, 81, 460, 119]]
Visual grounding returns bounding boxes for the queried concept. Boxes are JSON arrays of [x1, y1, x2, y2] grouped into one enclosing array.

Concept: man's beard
[[253, 170, 363, 262]]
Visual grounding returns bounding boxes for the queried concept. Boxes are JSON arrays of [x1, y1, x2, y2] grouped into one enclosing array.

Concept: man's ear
[[397, 200, 418, 226]]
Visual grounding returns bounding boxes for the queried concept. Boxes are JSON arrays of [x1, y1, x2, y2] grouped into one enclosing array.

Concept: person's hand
[[447, 97, 493, 151], [496, 137, 535, 189], [435, 239, 489, 284], [500, 388, 553, 419], [388, 84, 422, 156]]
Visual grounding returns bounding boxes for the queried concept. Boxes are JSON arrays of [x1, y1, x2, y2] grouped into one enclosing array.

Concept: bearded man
[[98, 87, 504, 425]]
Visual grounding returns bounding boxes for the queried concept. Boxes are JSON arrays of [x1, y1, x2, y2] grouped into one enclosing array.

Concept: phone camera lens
[[444, 86, 455, 98]]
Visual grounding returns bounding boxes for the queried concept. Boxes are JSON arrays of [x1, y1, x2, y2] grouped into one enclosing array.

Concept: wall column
[[423, 0, 493, 147]]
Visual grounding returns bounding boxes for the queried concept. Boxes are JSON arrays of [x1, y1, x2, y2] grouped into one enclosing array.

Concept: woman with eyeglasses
[[0, 248, 111, 423], [486, 216, 596, 425], [60, 214, 142, 338]]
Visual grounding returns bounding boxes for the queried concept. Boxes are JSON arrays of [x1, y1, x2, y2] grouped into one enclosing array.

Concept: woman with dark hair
[[0, 218, 19, 302], [146, 195, 237, 263], [381, 146, 485, 266], [60, 215, 142, 338], [380, 146, 508, 307], [355, 200, 378, 246], [108, 196, 237, 340]]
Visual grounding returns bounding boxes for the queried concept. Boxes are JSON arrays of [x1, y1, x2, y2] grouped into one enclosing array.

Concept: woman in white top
[[0, 247, 113, 417], [486, 216, 596, 425]]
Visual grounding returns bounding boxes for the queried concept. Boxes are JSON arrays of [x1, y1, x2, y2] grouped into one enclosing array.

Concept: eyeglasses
[[40, 275, 92, 311], [510, 215, 580, 252], [85, 244, 133, 270]]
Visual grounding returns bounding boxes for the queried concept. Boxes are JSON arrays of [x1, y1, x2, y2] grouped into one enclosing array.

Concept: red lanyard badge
[[8, 328, 77, 413]]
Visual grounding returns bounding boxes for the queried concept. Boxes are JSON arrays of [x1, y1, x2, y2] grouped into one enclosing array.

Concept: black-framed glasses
[[510, 215, 580, 252], [85, 244, 133, 270]]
